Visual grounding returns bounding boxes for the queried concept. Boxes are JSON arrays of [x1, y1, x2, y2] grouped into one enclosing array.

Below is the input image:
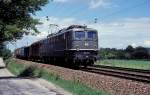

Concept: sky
[[8, 0, 150, 51]]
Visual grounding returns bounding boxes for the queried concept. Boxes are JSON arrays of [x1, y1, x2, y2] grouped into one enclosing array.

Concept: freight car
[[14, 46, 29, 60], [15, 25, 98, 66]]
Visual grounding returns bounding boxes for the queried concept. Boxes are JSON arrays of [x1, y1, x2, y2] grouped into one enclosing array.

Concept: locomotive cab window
[[87, 31, 97, 40], [75, 31, 85, 40]]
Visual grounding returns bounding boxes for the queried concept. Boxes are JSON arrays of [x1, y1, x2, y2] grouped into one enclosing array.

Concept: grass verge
[[97, 59, 150, 70], [5, 58, 108, 95]]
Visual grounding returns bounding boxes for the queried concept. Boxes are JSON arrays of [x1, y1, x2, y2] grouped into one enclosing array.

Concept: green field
[[97, 59, 150, 70]]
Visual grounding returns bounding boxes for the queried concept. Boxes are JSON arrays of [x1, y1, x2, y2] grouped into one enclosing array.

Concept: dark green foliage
[[0, 45, 11, 60], [99, 48, 125, 59], [19, 65, 36, 77], [99, 45, 150, 60], [132, 47, 149, 59], [0, 0, 49, 59], [125, 45, 134, 53], [146, 48, 150, 52], [0, 0, 49, 42]]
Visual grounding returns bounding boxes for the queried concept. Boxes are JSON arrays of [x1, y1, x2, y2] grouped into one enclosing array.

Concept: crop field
[[97, 59, 150, 70]]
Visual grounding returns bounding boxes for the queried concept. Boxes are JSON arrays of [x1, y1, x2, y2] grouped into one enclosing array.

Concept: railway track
[[15, 58, 150, 83], [81, 65, 150, 83]]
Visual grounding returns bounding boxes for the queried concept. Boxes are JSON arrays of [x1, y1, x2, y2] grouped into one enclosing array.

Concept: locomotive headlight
[[76, 45, 79, 51], [85, 42, 89, 46], [77, 48, 79, 51]]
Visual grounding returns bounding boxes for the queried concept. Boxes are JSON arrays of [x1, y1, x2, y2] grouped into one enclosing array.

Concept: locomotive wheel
[[90, 60, 94, 66]]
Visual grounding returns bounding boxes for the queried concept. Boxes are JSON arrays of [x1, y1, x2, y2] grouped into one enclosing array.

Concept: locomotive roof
[[15, 25, 97, 51], [31, 25, 97, 45], [47, 25, 97, 37], [15, 46, 29, 51]]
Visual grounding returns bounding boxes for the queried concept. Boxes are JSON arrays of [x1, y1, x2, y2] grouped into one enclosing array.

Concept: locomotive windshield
[[75, 31, 85, 40], [87, 31, 97, 39]]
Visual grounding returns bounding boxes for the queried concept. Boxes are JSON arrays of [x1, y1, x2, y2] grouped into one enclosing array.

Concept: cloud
[[30, 17, 150, 49], [8, 17, 86, 51], [131, 43, 137, 47], [144, 40, 150, 47], [89, 17, 150, 35], [35, 17, 86, 38], [53, 0, 69, 3], [88, 17, 150, 48], [89, 0, 111, 9], [8, 17, 150, 51]]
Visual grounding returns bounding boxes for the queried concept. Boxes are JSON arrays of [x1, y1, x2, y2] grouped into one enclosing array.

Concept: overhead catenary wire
[[87, 0, 150, 25], [45, 0, 150, 29], [51, 2, 68, 17], [12, 0, 150, 51], [99, 0, 150, 21]]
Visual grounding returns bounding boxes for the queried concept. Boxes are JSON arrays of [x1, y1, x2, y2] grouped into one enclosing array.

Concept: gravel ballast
[[14, 59, 150, 95]]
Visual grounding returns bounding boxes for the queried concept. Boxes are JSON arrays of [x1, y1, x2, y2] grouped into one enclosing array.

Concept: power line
[[100, 0, 150, 20]]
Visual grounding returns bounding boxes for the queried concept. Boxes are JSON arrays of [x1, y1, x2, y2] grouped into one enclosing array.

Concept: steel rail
[[80, 65, 150, 83]]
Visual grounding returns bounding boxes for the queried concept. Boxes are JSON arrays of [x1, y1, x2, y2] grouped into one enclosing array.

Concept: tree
[[0, 0, 49, 43], [125, 45, 134, 59], [99, 48, 125, 59], [132, 46, 149, 59], [0, 45, 11, 60], [125, 45, 134, 53], [99, 46, 150, 60], [116, 50, 125, 59], [0, 0, 49, 56]]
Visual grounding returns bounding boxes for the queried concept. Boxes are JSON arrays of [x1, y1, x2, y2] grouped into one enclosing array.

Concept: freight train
[[14, 25, 99, 66]]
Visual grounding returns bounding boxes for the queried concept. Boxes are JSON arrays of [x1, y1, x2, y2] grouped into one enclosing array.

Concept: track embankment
[[82, 65, 150, 83], [14, 58, 150, 95]]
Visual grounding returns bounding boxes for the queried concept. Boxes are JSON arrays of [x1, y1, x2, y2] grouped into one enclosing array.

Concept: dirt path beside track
[[0, 58, 72, 95]]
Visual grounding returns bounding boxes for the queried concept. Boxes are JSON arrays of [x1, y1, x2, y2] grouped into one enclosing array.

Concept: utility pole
[[94, 18, 98, 24], [46, 16, 50, 34]]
